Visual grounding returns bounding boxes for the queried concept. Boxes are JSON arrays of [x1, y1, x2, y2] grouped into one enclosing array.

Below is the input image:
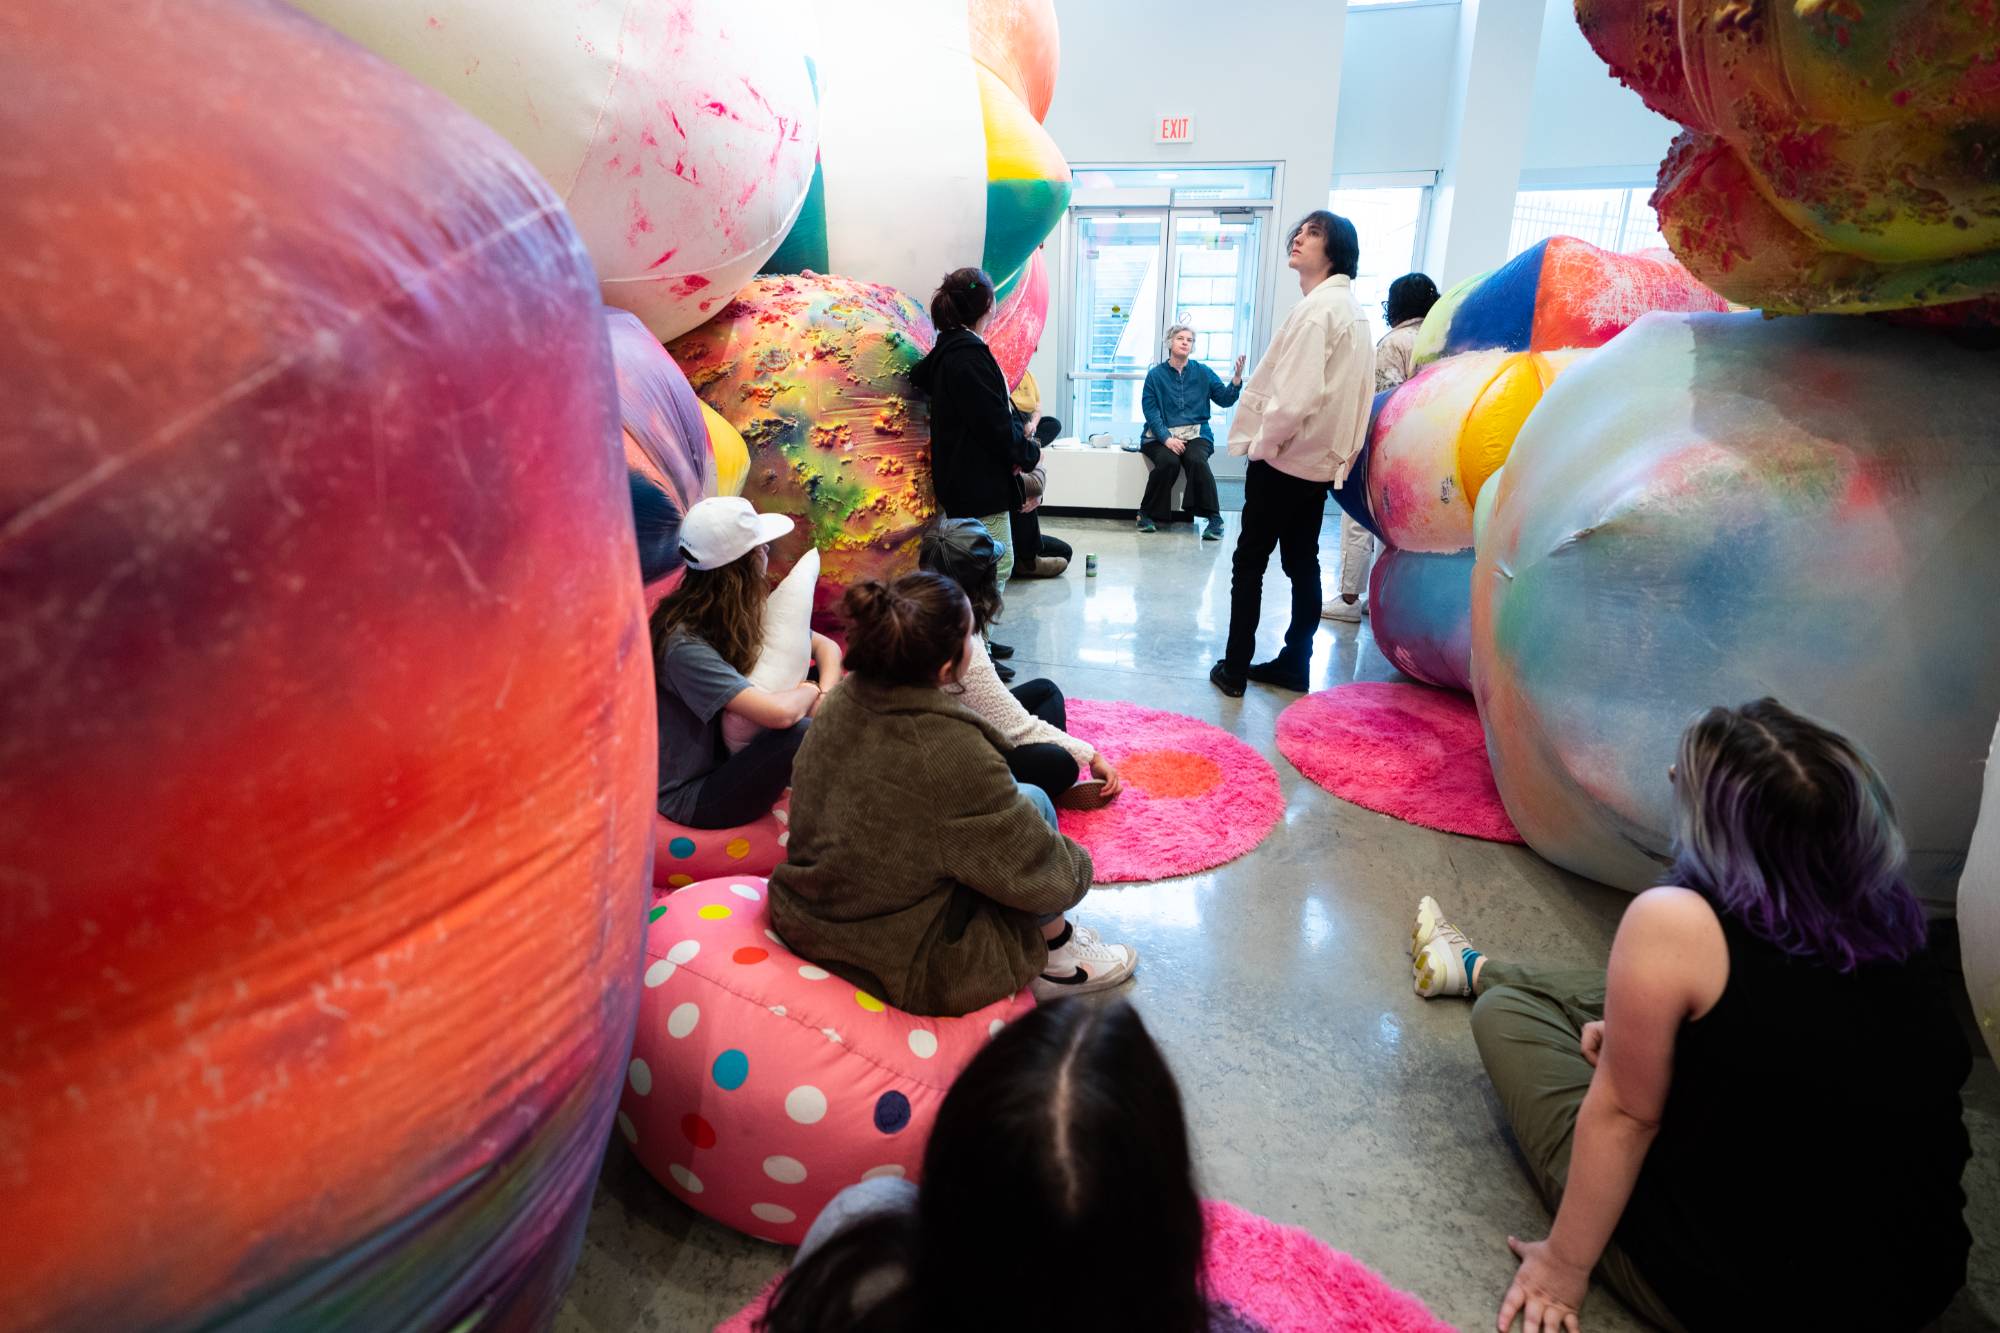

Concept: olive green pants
[[1469, 962, 1688, 1333]]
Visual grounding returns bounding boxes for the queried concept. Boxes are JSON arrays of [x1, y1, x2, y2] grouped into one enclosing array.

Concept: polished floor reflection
[[558, 514, 2000, 1333]]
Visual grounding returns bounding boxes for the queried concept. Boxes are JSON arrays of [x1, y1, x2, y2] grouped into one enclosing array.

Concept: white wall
[[1332, 3, 1457, 176], [1521, 0, 1676, 175]]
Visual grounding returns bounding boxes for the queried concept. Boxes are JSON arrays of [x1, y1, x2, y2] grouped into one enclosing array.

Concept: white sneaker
[[1034, 932, 1138, 999], [1321, 595, 1363, 622], [1411, 895, 1477, 999]]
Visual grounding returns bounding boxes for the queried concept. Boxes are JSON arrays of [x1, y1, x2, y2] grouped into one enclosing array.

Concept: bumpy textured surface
[[291, 0, 820, 340], [1577, 0, 2000, 318], [623, 876, 1035, 1246], [0, 2, 652, 1328], [1056, 701, 1285, 883], [668, 274, 939, 629], [1473, 310, 2000, 900], [1962, 721, 2000, 1064], [613, 310, 718, 593]]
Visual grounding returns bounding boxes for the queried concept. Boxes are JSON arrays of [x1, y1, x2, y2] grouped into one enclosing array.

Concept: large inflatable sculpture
[[984, 248, 1054, 388], [1471, 310, 2000, 904], [1962, 720, 2000, 1062], [614, 310, 719, 597], [291, 0, 821, 341], [669, 274, 939, 628], [1, 3, 653, 1328], [1576, 0, 2000, 318], [761, 0, 1069, 316]]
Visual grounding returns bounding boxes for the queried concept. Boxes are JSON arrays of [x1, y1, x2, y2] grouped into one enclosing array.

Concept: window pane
[[1621, 190, 1667, 253], [1509, 186, 1665, 258], [1167, 212, 1262, 439], [1328, 185, 1428, 346], [1073, 215, 1162, 375]]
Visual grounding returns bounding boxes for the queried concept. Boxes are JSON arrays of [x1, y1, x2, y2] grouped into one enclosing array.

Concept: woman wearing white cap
[[650, 497, 843, 828]]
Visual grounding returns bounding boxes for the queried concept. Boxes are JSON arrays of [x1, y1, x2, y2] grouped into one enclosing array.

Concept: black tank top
[[1616, 912, 1972, 1329]]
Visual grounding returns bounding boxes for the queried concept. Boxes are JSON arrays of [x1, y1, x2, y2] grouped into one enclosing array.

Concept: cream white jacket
[[1227, 274, 1375, 485]]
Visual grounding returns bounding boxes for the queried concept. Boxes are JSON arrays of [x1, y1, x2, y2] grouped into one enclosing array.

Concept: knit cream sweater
[[946, 637, 1095, 768]]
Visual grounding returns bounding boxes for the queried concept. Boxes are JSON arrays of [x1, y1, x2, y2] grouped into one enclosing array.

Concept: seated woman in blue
[[1137, 325, 1244, 538]]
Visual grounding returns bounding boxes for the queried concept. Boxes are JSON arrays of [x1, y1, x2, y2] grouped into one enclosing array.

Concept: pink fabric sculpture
[[654, 795, 792, 889], [613, 309, 720, 597], [623, 876, 1036, 1245], [984, 248, 1051, 388]]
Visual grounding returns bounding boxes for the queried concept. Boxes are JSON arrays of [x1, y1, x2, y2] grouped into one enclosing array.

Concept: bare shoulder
[[1616, 886, 1730, 1013]]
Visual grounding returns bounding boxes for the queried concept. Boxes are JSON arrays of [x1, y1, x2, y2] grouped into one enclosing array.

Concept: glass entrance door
[[1166, 211, 1261, 450]]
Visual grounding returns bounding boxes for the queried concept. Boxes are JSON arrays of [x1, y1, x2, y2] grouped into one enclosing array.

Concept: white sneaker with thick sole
[[1411, 895, 1477, 999], [1033, 932, 1138, 999], [1321, 595, 1363, 622]]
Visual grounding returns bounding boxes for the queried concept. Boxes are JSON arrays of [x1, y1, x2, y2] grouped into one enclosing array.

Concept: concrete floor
[[558, 514, 2000, 1333]]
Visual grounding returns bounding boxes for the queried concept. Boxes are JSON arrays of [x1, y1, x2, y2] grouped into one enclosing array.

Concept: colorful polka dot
[[616, 1112, 637, 1144], [667, 874, 694, 889], [729, 882, 763, 900], [907, 1029, 938, 1059], [733, 946, 769, 965], [667, 837, 697, 859], [667, 1002, 700, 1039], [751, 1202, 797, 1225], [763, 1155, 808, 1184], [681, 1113, 717, 1150], [1121, 748, 1226, 799], [697, 904, 732, 921], [644, 960, 675, 988], [627, 1058, 653, 1096], [648, 904, 668, 923], [873, 1090, 912, 1134], [861, 1164, 906, 1182], [769, 1004, 788, 1017], [667, 939, 701, 965], [854, 990, 886, 1013], [765, 930, 784, 945], [712, 1049, 749, 1090], [785, 1085, 828, 1124], [798, 965, 830, 981], [669, 1163, 704, 1194], [777, 831, 791, 847], [725, 838, 751, 859]]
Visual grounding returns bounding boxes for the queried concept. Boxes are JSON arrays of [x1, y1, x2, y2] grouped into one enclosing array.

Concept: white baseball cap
[[678, 496, 795, 570]]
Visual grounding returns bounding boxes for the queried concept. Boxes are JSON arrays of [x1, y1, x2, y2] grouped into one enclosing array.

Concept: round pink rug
[[1276, 682, 1523, 844], [1057, 700, 1283, 883]]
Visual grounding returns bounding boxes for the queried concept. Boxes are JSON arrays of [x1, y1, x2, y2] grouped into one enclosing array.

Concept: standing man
[[1210, 211, 1374, 697], [1137, 324, 1244, 538]]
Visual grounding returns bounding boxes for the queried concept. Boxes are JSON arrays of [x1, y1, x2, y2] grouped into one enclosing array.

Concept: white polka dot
[[644, 960, 675, 988], [763, 1155, 808, 1184], [751, 1202, 797, 1225], [669, 1164, 704, 1195], [907, 1029, 938, 1059], [666, 939, 701, 965], [822, 1028, 843, 1044], [616, 1112, 637, 1144], [730, 882, 763, 900], [765, 929, 783, 945], [798, 964, 830, 981], [627, 1058, 653, 1096], [777, 831, 791, 847], [989, 1019, 1005, 1037], [773, 807, 790, 824], [785, 1085, 828, 1124], [667, 1002, 700, 1039], [769, 1004, 788, 1017], [861, 1164, 906, 1181]]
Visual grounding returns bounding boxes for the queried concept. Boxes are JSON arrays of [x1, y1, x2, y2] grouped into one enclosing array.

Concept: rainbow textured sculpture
[[291, 0, 820, 341], [1, 2, 653, 1327], [614, 310, 718, 596], [668, 274, 938, 627], [1472, 310, 2000, 902], [761, 0, 1070, 305], [1577, 0, 2000, 318], [1412, 235, 1726, 367]]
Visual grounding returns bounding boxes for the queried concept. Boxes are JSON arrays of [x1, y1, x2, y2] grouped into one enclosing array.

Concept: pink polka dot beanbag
[[653, 792, 789, 889], [622, 875, 1036, 1244]]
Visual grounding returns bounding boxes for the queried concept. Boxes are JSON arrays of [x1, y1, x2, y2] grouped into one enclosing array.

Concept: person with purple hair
[[1404, 699, 1971, 1332]]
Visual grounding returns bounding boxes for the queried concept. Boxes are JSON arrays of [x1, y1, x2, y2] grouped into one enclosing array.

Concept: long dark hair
[[917, 523, 1003, 633], [648, 553, 768, 674], [929, 267, 996, 332], [841, 573, 972, 687], [1666, 698, 1927, 971], [757, 1000, 1209, 1333], [1384, 272, 1440, 327]]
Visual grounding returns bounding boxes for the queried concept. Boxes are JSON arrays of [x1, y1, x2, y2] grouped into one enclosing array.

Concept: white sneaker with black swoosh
[[1032, 931, 1137, 999]]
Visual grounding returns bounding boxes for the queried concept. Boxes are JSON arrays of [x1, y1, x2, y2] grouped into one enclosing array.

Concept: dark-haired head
[[1667, 698, 1927, 971], [757, 1000, 1209, 1333], [648, 548, 768, 674], [1384, 273, 1441, 328], [1289, 210, 1359, 280], [918, 521, 1003, 633], [929, 267, 996, 333], [840, 572, 973, 688]]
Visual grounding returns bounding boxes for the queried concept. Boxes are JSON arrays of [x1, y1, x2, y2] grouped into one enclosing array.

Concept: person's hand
[[1497, 1235, 1587, 1333], [1579, 1021, 1605, 1068], [1165, 436, 1186, 455], [805, 682, 827, 718], [1232, 354, 1246, 383], [1026, 412, 1042, 436], [1090, 753, 1123, 800]]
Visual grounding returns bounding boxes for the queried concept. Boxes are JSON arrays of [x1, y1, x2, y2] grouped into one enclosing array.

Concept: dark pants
[[1009, 509, 1072, 572], [685, 720, 808, 828], [1223, 460, 1329, 672], [1140, 438, 1220, 523], [1002, 679, 1078, 802]]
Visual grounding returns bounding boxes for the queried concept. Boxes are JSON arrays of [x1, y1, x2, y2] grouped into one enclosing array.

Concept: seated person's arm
[[723, 681, 820, 729], [1209, 362, 1243, 407], [1141, 367, 1168, 443], [810, 631, 844, 691]]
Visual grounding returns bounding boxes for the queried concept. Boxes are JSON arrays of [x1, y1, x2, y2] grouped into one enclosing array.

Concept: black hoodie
[[909, 327, 1038, 519]]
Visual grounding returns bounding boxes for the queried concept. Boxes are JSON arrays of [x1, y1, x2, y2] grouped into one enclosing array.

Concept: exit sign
[[1155, 115, 1195, 144]]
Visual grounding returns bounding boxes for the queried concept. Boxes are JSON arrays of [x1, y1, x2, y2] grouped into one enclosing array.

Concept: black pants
[[1002, 679, 1077, 802], [686, 720, 808, 828], [1223, 460, 1329, 672], [1140, 438, 1220, 523], [1008, 508, 1070, 573]]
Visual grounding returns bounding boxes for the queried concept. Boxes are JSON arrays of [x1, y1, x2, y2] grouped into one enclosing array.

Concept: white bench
[[1036, 437, 1185, 515]]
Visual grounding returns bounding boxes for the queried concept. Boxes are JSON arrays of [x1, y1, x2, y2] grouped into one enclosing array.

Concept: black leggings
[[1002, 680, 1079, 802], [684, 720, 808, 828]]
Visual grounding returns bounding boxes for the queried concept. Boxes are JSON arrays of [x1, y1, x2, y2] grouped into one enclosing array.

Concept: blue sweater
[[1141, 358, 1242, 444]]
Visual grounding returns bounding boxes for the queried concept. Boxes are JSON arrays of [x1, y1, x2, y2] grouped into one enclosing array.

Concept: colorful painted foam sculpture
[[614, 309, 719, 597], [1411, 235, 1727, 368], [1960, 718, 2000, 1063], [1577, 0, 2000, 317], [983, 248, 1053, 388], [762, 0, 1071, 309], [0, 2, 655, 1329], [290, 0, 821, 341], [668, 274, 939, 630], [1472, 310, 2000, 903], [1366, 549, 1480, 693]]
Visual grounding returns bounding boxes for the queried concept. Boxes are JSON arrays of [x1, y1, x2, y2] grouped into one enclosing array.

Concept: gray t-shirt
[[656, 629, 751, 823]]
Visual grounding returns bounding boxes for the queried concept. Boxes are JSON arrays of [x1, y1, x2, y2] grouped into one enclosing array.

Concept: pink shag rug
[[714, 1198, 1451, 1333], [1057, 699, 1283, 883], [1276, 682, 1523, 844]]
